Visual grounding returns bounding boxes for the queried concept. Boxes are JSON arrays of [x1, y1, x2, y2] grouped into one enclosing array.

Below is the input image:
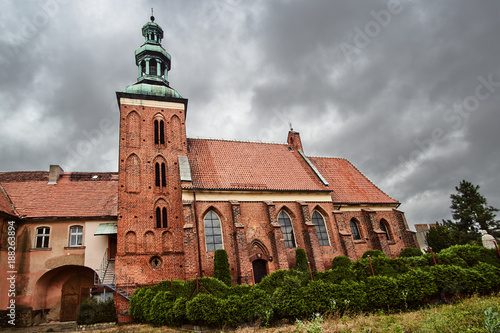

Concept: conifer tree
[[295, 248, 309, 273], [213, 249, 231, 286]]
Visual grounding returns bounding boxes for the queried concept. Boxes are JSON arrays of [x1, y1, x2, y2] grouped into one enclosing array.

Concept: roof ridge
[[187, 137, 287, 146]]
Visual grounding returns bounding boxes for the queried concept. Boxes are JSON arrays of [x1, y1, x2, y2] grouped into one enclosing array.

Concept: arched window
[[204, 211, 223, 252], [36, 226, 50, 248], [126, 154, 141, 193], [278, 211, 296, 248], [312, 211, 330, 246], [69, 225, 83, 247], [154, 119, 165, 145], [156, 207, 167, 228], [350, 219, 362, 240], [155, 162, 166, 188], [380, 219, 391, 240]]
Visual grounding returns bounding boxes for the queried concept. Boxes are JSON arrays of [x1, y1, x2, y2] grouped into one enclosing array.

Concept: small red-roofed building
[[0, 16, 417, 325]]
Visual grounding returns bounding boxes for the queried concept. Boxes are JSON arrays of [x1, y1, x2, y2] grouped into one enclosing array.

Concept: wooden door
[[60, 274, 93, 321], [252, 259, 268, 284]]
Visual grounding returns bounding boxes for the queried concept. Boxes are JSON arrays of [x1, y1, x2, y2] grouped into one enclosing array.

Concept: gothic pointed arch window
[[154, 117, 165, 145], [154, 159, 167, 190], [126, 111, 141, 148], [350, 218, 362, 240], [380, 219, 391, 240], [278, 211, 296, 248], [155, 203, 168, 228], [204, 210, 223, 252], [171, 115, 182, 149], [312, 211, 330, 246], [126, 154, 141, 193]]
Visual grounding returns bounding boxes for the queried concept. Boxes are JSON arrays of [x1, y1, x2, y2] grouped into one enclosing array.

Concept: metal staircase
[[94, 249, 135, 300]]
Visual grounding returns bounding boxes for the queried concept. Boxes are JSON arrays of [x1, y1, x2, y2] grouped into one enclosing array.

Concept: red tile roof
[[0, 172, 118, 219], [308, 157, 398, 204], [0, 184, 17, 217], [187, 139, 328, 191]]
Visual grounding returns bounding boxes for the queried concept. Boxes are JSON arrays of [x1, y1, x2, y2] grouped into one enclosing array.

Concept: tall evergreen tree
[[443, 180, 499, 242], [213, 249, 232, 286]]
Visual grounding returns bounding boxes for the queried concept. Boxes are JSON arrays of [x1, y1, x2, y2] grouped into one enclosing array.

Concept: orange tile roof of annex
[[0, 138, 397, 219]]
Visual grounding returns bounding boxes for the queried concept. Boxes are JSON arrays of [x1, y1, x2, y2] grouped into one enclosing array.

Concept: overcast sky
[[1, 0, 499, 230]]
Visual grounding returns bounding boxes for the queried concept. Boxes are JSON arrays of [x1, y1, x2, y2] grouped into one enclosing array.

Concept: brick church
[[0, 16, 416, 324]]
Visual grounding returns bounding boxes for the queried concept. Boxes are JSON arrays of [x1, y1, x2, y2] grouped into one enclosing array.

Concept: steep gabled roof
[[186, 138, 329, 192], [307, 157, 398, 204], [0, 172, 118, 219], [0, 183, 17, 218]]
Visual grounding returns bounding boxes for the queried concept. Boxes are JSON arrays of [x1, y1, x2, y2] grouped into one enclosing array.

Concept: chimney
[[287, 130, 303, 151], [48, 165, 64, 184]]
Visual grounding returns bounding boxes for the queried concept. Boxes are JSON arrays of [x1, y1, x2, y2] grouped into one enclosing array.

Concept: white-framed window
[[312, 211, 330, 246], [204, 211, 223, 252], [278, 211, 296, 248], [69, 225, 83, 247], [36, 227, 50, 248]]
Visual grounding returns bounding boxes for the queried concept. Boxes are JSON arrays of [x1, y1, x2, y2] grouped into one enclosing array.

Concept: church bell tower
[[115, 14, 189, 287]]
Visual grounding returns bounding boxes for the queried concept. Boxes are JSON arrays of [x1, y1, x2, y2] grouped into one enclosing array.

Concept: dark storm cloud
[[1, 0, 499, 229]]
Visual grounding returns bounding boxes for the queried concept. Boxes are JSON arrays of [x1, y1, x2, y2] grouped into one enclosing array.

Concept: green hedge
[[128, 244, 500, 328], [399, 247, 423, 258], [331, 255, 352, 269], [77, 297, 117, 325]]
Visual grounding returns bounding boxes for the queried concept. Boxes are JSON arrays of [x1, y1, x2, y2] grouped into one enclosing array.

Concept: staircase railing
[[93, 249, 135, 300]]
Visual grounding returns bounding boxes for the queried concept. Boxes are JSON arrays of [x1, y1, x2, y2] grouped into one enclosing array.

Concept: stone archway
[[34, 265, 95, 322], [248, 240, 271, 284]]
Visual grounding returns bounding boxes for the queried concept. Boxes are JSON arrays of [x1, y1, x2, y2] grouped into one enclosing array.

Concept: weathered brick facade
[[0, 16, 417, 325]]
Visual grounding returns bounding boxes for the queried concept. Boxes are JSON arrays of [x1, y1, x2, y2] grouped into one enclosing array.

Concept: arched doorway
[[60, 274, 94, 321], [248, 239, 271, 284], [34, 265, 95, 322], [252, 259, 268, 284]]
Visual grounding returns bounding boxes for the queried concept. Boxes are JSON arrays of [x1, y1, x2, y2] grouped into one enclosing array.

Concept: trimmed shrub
[[472, 262, 500, 292], [228, 284, 252, 297], [295, 248, 310, 273], [312, 267, 355, 284], [219, 295, 244, 327], [272, 283, 309, 319], [362, 250, 386, 258], [240, 287, 273, 324], [352, 257, 399, 280], [399, 247, 423, 258], [365, 276, 404, 311], [429, 265, 473, 301], [256, 269, 308, 294], [77, 297, 117, 325], [331, 255, 352, 269], [186, 293, 222, 326], [165, 296, 188, 327], [328, 280, 367, 312], [302, 280, 336, 314], [214, 249, 232, 286], [434, 251, 468, 267], [154, 279, 186, 296], [147, 291, 176, 325], [397, 269, 438, 307], [184, 277, 230, 299], [129, 287, 154, 322], [440, 244, 500, 268]]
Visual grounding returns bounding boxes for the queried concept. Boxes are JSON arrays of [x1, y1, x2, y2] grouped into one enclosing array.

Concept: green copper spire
[[124, 14, 182, 98]]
